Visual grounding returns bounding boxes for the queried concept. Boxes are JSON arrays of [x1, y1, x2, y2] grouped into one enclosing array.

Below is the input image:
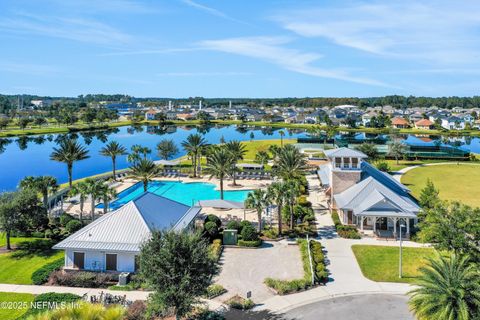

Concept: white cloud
[[180, 0, 248, 25], [198, 36, 391, 87], [274, 1, 480, 64], [0, 12, 133, 45]]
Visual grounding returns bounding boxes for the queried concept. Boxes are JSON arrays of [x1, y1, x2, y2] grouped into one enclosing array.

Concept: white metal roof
[[198, 199, 245, 209], [324, 147, 368, 159], [53, 192, 201, 252], [153, 159, 180, 166]]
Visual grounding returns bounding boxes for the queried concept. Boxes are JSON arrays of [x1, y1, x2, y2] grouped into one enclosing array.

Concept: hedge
[[48, 270, 116, 288], [205, 284, 227, 299], [331, 211, 361, 239], [21, 292, 82, 318], [237, 239, 262, 247], [209, 239, 223, 260], [31, 258, 64, 285]]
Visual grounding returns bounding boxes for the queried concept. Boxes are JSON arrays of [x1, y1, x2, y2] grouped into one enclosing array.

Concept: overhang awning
[[198, 200, 245, 209], [355, 210, 417, 219], [154, 159, 180, 166], [236, 163, 264, 169]]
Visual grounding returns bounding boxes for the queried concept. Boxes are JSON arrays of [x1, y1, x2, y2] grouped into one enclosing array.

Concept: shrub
[[188, 308, 225, 320], [226, 220, 241, 231], [376, 161, 391, 172], [226, 295, 255, 310], [298, 196, 312, 207], [264, 278, 310, 295], [205, 214, 222, 228], [331, 211, 361, 239], [262, 228, 279, 239], [310, 241, 328, 282], [209, 239, 222, 260], [337, 229, 361, 239], [331, 211, 341, 226], [125, 300, 147, 320], [48, 270, 116, 288], [239, 220, 252, 233], [32, 231, 45, 238], [237, 239, 262, 247], [240, 224, 258, 241], [59, 213, 75, 226], [205, 284, 227, 299], [65, 220, 83, 234], [32, 257, 64, 285], [204, 221, 219, 239], [21, 292, 82, 318]]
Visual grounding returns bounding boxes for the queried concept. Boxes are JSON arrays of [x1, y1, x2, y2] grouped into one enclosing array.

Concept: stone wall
[[331, 170, 361, 195]]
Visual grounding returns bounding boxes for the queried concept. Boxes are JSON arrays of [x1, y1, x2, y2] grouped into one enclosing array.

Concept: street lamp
[[399, 222, 405, 279]]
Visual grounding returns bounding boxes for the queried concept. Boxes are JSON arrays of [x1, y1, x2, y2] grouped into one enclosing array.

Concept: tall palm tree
[[19, 176, 58, 211], [255, 150, 270, 167], [19, 176, 37, 190], [408, 254, 480, 320], [156, 139, 179, 160], [50, 139, 90, 188], [204, 147, 232, 199], [268, 182, 288, 235], [130, 159, 158, 192], [69, 181, 89, 223], [284, 180, 301, 229], [274, 145, 307, 181], [84, 179, 105, 221], [245, 189, 270, 232], [278, 130, 285, 147], [99, 141, 127, 181], [131, 144, 151, 159], [225, 140, 247, 186], [181, 133, 206, 178], [99, 185, 118, 214]]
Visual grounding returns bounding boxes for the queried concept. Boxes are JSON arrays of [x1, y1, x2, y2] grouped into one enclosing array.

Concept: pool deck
[[63, 175, 271, 225]]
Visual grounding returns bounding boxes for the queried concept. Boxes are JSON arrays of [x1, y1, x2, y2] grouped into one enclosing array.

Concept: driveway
[[215, 241, 304, 303]]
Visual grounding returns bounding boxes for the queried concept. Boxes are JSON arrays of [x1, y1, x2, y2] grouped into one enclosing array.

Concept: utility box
[[118, 272, 130, 286], [223, 229, 238, 245]]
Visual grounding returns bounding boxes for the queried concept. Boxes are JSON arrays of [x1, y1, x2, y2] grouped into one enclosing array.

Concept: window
[[73, 252, 85, 269], [352, 158, 358, 168], [335, 158, 341, 168], [106, 254, 117, 271], [343, 157, 351, 168]]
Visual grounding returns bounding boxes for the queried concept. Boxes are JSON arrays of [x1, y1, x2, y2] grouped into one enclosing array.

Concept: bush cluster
[[237, 239, 262, 247], [226, 220, 241, 231], [209, 239, 223, 260], [205, 214, 222, 227], [65, 220, 83, 234], [205, 284, 227, 299], [331, 211, 361, 239], [310, 241, 328, 282], [21, 292, 82, 318], [204, 221, 219, 239], [125, 300, 147, 320], [226, 295, 255, 310], [48, 271, 116, 288], [261, 227, 279, 239], [240, 223, 258, 241], [264, 278, 310, 295], [31, 258, 64, 285]]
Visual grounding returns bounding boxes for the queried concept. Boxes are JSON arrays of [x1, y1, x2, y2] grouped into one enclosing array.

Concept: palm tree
[[99, 141, 127, 181], [278, 130, 285, 146], [225, 140, 247, 186], [408, 254, 480, 320], [19, 176, 37, 190], [50, 139, 90, 188], [69, 181, 89, 223], [84, 179, 105, 221], [255, 150, 270, 167], [156, 139, 179, 160], [34, 176, 58, 210], [130, 159, 158, 192], [388, 141, 406, 165], [274, 145, 308, 181], [204, 147, 232, 199], [131, 144, 151, 159], [284, 180, 301, 229], [268, 182, 288, 235], [245, 189, 270, 232], [99, 185, 117, 214], [181, 133, 206, 178]]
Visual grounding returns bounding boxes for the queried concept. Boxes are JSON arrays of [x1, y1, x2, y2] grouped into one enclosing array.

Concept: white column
[[393, 217, 397, 236], [406, 218, 410, 234], [360, 216, 364, 231], [373, 217, 377, 232]]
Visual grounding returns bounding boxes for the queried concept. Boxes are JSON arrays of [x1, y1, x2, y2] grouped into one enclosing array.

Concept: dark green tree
[[419, 179, 440, 210]]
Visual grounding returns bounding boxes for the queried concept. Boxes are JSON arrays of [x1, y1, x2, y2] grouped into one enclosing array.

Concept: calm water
[[0, 125, 307, 191], [98, 180, 251, 209], [1, 124, 480, 191]]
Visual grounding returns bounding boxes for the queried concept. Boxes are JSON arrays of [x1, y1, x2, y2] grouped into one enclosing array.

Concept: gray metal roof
[[324, 147, 368, 159], [236, 163, 264, 169], [53, 192, 201, 252], [153, 159, 180, 166], [334, 176, 419, 218], [361, 161, 410, 194], [198, 200, 245, 209]]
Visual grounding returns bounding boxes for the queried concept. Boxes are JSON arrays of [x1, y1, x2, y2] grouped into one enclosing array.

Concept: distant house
[[440, 116, 465, 130], [318, 148, 419, 237], [361, 111, 376, 126], [145, 108, 159, 120], [390, 117, 409, 129], [53, 193, 202, 273], [176, 113, 195, 121], [409, 112, 424, 123], [415, 119, 434, 130]]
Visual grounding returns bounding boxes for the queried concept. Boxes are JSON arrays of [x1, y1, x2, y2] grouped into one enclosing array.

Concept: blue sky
[[1, 0, 480, 98]]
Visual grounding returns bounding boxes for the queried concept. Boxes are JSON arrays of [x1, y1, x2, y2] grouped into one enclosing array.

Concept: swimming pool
[[98, 180, 251, 210]]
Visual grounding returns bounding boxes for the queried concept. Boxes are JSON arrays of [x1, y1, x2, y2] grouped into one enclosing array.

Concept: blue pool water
[[99, 180, 251, 210]]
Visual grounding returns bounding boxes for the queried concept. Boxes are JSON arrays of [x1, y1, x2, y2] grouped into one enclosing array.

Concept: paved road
[[284, 294, 413, 320]]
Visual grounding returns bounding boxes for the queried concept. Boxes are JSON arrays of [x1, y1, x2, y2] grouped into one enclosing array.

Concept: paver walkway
[[256, 174, 427, 313]]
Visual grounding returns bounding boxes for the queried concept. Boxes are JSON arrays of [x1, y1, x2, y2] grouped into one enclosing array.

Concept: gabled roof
[[391, 117, 409, 125], [415, 119, 434, 126], [324, 147, 368, 159], [361, 161, 410, 194], [53, 192, 201, 252], [334, 176, 419, 218]]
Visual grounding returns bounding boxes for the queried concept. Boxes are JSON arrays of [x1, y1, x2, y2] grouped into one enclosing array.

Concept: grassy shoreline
[[1, 119, 480, 138]]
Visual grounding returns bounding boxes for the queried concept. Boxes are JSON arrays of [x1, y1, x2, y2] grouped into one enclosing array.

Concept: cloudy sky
[[1, 0, 480, 97]]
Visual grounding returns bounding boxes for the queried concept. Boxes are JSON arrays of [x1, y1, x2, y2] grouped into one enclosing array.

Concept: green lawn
[[0, 292, 34, 320], [352, 245, 436, 283], [383, 159, 449, 172], [401, 163, 480, 208], [0, 233, 41, 249], [0, 240, 63, 285], [241, 138, 296, 161]]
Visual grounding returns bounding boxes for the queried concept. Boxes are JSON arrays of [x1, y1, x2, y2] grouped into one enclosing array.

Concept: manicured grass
[[241, 139, 296, 161], [0, 292, 34, 320], [401, 163, 480, 207], [352, 245, 436, 283], [0, 241, 63, 284], [0, 233, 41, 249], [383, 159, 449, 172]]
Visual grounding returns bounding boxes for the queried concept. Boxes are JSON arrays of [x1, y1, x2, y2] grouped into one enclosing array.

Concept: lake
[[1, 124, 480, 191]]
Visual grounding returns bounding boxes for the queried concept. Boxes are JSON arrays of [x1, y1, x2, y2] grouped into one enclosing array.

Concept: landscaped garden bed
[[331, 211, 361, 239]]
